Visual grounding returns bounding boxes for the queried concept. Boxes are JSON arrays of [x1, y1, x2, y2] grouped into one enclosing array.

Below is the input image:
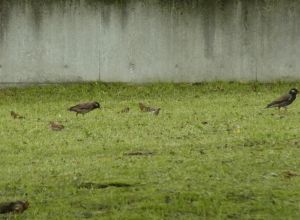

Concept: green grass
[[1, 82, 300, 220]]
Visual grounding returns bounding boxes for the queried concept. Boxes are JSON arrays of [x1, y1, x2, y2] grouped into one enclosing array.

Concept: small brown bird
[[68, 101, 101, 116], [139, 103, 161, 115], [266, 88, 298, 110], [49, 121, 64, 131], [10, 111, 25, 119], [139, 103, 149, 112], [0, 201, 29, 214], [119, 107, 130, 113], [282, 171, 299, 179]]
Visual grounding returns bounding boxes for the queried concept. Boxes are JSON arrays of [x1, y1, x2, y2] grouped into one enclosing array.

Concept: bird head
[[93, 102, 101, 109], [289, 88, 299, 95], [139, 103, 145, 109]]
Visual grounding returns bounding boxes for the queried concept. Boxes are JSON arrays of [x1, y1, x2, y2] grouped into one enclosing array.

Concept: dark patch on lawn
[[191, 82, 206, 86], [124, 151, 154, 156], [227, 212, 241, 219], [71, 202, 110, 218], [78, 182, 134, 189], [242, 139, 267, 147]]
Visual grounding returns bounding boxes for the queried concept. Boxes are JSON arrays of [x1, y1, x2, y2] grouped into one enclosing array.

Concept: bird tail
[[154, 108, 161, 115]]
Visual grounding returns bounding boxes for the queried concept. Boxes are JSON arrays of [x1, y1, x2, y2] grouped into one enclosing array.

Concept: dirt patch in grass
[[124, 151, 154, 156], [78, 182, 134, 189]]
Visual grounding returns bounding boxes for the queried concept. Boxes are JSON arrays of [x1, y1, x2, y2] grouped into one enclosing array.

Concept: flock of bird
[[9, 101, 161, 132], [66, 87, 299, 118], [8, 87, 300, 133], [1, 88, 298, 215]]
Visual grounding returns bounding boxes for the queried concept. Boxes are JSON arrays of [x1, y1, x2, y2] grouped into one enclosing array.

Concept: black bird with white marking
[[0, 200, 29, 214], [68, 101, 101, 116], [266, 88, 298, 109]]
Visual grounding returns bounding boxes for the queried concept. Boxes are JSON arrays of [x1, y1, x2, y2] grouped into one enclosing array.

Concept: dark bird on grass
[[139, 103, 161, 115], [49, 121, 64, 131], [68, 101, 101, 116], [10, 111, 25, 119], [119, 107, 130, 113], [0, 201, 29, 214], [266, 88, 298, 109]]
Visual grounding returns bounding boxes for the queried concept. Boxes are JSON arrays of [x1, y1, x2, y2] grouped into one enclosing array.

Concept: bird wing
[[69, 102, 92, 111], [139, 103, 151, 112], [267, 94, 290, 108]]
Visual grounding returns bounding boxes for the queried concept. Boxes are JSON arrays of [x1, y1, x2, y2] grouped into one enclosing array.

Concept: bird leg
[[278, 107, 287, 114], [278, 107, 285, 114]]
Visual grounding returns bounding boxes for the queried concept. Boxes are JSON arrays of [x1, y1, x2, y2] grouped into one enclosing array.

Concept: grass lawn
[[0, 82, 300, 219]]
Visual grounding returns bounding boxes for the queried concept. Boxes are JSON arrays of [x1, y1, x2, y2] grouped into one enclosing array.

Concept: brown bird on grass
[[10, 111, 25, 119], [68, 101, 101, 116], [266, 88, 298, 110], [139, 103, 151, 112], [282, 171, 299, 179], [49, 121, 64, 131], [139, 103, 161, 115], [0, 201, 29, 214]]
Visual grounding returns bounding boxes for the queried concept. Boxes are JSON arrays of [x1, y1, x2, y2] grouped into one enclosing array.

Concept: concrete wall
[[0, 0, 300, 83]]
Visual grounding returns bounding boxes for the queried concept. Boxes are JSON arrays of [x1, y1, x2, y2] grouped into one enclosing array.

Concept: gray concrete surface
[[0, 0, 300, 84]]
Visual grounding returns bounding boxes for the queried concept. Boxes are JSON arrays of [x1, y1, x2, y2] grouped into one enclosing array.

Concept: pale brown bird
[[10, 111, 25, 119], [68, 101, 101, 116], [139, 103, 161, 115], [282, 171, 299, 179], [139, 103, 149, 112], [49, 121, 64, 131], [0, 201, 29, 214]]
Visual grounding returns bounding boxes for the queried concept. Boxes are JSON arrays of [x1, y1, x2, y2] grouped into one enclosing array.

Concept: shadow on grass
[[78, 182, 134, 189], [123, 151, 154, 156]]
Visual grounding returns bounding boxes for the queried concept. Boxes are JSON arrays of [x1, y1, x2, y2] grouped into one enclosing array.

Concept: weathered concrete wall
[[0, 0, 300, 83]]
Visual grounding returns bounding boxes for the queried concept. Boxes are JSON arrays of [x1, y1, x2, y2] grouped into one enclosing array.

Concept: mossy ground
[[0, 82, 300, 219]]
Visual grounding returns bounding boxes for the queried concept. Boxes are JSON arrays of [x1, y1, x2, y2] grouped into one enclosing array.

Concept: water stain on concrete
[[202, 0, 216, 59], [31, 0, 43, 33], [0, 0, 11, 43], [89, 0, 129, 28], [100, 4, 112, 26]]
